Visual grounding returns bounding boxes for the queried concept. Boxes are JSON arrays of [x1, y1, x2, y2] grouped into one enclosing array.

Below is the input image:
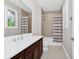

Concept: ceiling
[[36, 0, 65, 11], [7, 0, 64, 12], [7, 0, 32, 13]]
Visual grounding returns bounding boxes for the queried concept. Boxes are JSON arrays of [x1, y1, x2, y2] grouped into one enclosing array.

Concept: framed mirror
[[4, 0, 32, 37]]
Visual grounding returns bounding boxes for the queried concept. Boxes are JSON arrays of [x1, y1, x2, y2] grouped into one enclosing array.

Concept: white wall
[[22, 0, 42, 35], [31, 1, 42, 35], [62, 0, 73, 58]]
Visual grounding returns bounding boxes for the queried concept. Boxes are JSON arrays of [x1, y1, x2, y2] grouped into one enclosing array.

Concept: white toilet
[[43, 41, 48, 51], [43, 37, 53, 51]]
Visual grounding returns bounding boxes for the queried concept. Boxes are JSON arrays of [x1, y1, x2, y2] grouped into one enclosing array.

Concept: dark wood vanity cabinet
[[33, 45, 40, 59], [11, 52, 24, 59], [24, 52, 33, 59], [11, 38, 43, 59]]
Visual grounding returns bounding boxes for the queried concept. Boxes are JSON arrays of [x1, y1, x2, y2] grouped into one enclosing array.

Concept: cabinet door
[[39, 39, 43, 57], [33, 46, 40, 59], [11, 52, 24, 59], [25, 52, 33, 59], [24, 46, 34, 59]]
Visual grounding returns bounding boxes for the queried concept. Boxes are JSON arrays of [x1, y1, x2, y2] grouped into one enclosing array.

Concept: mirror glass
[[4, 0, 32, 37]]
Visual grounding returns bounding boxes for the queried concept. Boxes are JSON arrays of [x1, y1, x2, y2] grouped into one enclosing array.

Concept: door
[[67, 0, 73, 58], [69, 0, 74, 58], [63, 0, 73, 58], [72, 0, 74, 59]]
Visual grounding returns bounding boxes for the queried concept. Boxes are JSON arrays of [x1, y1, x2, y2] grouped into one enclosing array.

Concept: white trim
[[62, 45, 71, 59]]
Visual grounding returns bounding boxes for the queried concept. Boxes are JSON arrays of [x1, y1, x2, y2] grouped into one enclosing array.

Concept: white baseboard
[[62, 46, 71, 59]]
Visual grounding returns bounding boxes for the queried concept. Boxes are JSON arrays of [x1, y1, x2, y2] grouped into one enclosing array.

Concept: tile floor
[[41, 45, 68, 59]]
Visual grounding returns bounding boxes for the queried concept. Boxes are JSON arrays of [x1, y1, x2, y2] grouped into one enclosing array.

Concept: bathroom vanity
[[11, 39, 43, 59], [5, 35, 43, 59]]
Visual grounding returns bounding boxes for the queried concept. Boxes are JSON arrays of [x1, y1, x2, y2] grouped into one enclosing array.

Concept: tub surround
[[4, 34, 43, 59]]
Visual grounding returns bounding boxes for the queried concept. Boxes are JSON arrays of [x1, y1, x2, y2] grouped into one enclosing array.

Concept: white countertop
[[4, 36, 43, 59]]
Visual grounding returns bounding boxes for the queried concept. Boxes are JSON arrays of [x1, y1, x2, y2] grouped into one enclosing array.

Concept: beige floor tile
[[41, 45, 68, 59]]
